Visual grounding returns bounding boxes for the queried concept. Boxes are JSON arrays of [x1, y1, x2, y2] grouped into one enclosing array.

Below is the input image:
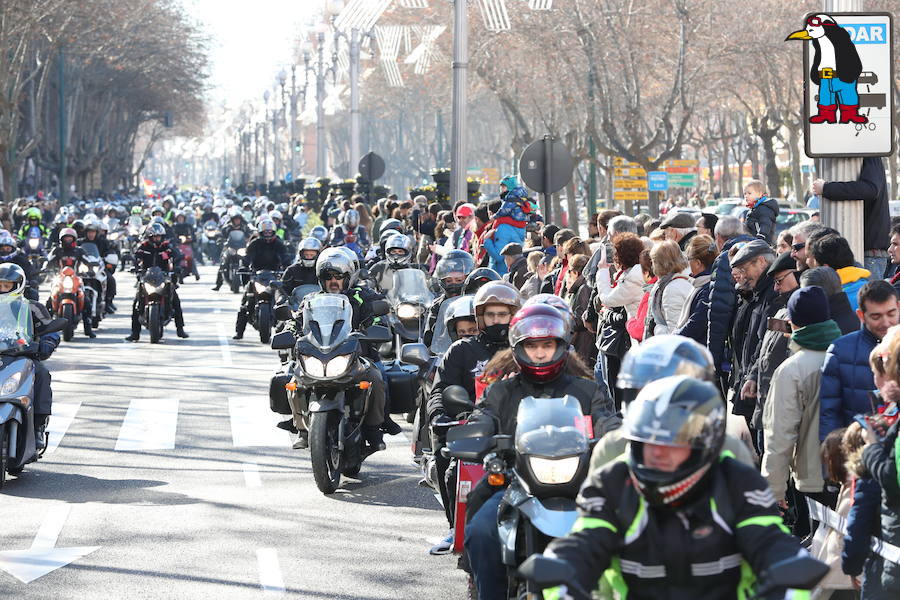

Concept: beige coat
[[761, 341, 827, 500]]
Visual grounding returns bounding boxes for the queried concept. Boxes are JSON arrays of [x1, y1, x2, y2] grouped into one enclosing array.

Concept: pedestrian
[[518, 252, 548, 300], [645, 240, 692, 337], [799, 266, 860, 335], [887, 222, 900, 292], [775, 229, 793, 255], [563, 254, 596, 366], [807, 232, 870, 312], [500, 243, 529, 289], [695, 213, 717, 238], [821, 280, 900, 441], [583, 213, 632, 289], [674, 234, 717, 344], [539, 229, 576, 294], [790, 221, 827, 274]]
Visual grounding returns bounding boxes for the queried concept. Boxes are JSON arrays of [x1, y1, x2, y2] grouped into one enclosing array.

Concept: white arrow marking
[[44, 399, 83, 454], [242, 462, 262, 488], [0, 504, 99, 584]]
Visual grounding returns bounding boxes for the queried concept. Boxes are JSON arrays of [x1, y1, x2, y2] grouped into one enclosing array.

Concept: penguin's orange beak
[[786, 29, 813, 41]]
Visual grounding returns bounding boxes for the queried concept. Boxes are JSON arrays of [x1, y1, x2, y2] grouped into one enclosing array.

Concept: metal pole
[[819, 0, 864, 261], [290, 65, 298, 181], [263, 108, 269, 184], [57, 46, 67, 203], [542, 135, 553, 224], [588, 137, 597, 217], [450, 0, 468, 205], [436, 110, 444, 167], [316, 31, 327, 178], [349, 28, 361, 175], [272, 103, 279, 185]]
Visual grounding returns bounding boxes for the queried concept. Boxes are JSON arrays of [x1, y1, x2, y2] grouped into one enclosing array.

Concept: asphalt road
[[0, 265, 465, 599]]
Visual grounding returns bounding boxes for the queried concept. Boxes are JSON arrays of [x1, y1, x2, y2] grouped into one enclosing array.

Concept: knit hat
[[788, 286, 831, 328], [500, 175, 518, 190]]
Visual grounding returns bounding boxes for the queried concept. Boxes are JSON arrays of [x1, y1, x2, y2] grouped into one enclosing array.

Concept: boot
[[276, 419, 298, 433], [362, 425, 385, 452], [809, 104, 837, 124], [176, 327, 189, 338], [83, 317, 96, 339], [839, 104, 868, 124], [381, 415, 402, 436], [234, 312, 247, 340], [34, 414, 49, 451]]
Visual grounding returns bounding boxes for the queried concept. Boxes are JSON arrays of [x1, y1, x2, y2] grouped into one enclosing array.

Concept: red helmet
[[509, 304, 571, 383]]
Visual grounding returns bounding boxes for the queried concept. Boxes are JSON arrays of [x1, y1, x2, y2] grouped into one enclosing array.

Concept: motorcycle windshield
[[143, 266, 167, 287], [27, 226, 42, 239], [387, 269, 435, 307], [0, 297, 33, 352], [128, 216, 143, 230], [227, 230, 246, 249], [429, 295, 465, 355], [291, 284, 320, 309], [515, 396, 589, 458], [81, 242, 100, 259], [302, 294, 353, 350]]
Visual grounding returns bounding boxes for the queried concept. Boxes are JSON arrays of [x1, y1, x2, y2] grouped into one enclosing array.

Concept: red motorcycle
[[49, 266, 86, 341], [178, 235, 196, 283]]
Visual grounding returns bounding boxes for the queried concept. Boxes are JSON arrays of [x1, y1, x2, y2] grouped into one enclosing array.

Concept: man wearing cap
[[745, 251, 798, 453], [500, 243, 528, 289], [728, 240, 777, 430], [762, 286, 843, 528], [659, 211, 697, 251]]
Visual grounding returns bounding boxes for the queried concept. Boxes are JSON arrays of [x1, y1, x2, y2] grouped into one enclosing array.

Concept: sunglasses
[[323, 272, 346, 281], [773, 272, 794, 286], [791, 242, 806, 251]]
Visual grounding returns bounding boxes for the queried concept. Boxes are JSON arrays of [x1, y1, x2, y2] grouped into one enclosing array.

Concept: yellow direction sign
[[614, 178, 648, 190], [664, 159, 699, 168], [613, 190, 649, 201]]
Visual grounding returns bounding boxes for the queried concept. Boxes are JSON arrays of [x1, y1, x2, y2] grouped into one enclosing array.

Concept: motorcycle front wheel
[[309, 411, 342, 494], [62, 304, 75, 341], [148, 303, 162, 343], [0, 424, 7, 489], [258, 302, 272, 344]]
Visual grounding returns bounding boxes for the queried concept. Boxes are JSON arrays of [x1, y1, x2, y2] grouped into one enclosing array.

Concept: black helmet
[[315, 247, 355, 291], [435, 250, 476, 296], [623, 375, 725, 507], [617, 334, 715, 406], [463, 267, 501, 295]]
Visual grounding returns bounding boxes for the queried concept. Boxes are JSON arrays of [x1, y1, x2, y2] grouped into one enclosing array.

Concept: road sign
[[285, 172, 293, 183], [615, 178, 648, 190], [481, 167, 501, 185], [788, 12, 894, 157], [519, 137, 574, 194], [613, 190, 649, 201], [648, 171, 669, 191], [664, 159, 699, 168], [358, 151, 386, 182]]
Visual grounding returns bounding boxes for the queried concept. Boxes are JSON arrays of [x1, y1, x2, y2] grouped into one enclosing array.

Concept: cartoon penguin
[[786, 13, 867, 125]]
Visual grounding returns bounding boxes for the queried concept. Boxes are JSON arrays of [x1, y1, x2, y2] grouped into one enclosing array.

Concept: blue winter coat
[[820, 326, 878, 441], [744, 197, 779, 245], [706, 234, 754, 374], [674, 271, 711, 345], [862, 429, 900, 594], [482, 223, 524, 275], [842, 477, 882, 580]]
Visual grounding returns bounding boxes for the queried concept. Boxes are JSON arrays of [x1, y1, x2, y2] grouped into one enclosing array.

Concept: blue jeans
[[864, 255, 887, 281], [464, 491, 506, 599], [819, 77, 859, 106]]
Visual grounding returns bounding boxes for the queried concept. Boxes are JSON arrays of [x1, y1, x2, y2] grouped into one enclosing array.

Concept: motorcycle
[[178, 235, 195, 283], [124, 215, 144, 269], [0, 297, 67, 488], [48, 266, 85, 341], [201, 221, 222, 264], [447, 395, 593, 599], [79, 242, 107, 329], [270, 294, 391, 494], [22, 226, 46, 280], [242, 269, 282, 344], [136, 266, 174, 343], [222, 230, 247, 293]]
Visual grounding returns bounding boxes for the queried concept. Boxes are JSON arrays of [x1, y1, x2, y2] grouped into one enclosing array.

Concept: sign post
[[519, 136, 575, 225]]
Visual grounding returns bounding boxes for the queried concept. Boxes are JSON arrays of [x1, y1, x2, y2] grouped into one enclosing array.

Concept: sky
[[181, 0, 321, 111]]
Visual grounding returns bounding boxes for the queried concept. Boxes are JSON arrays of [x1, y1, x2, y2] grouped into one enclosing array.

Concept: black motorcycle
[[271, 293, 390, 495], [222, 230, 247, 293], [242, 269, 281, 344], [137, 266, 174, 343]]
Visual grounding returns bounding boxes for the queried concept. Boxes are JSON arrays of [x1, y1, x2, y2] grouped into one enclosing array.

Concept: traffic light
[[293, 140, 301, 152]]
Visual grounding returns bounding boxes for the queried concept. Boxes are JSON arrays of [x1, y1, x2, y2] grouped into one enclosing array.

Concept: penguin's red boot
[[809, 104, 838, 124], [839, 105, 868, 124]]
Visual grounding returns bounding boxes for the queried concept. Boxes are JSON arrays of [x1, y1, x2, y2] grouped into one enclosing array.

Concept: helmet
[[310, 226, 328, 244], [522, 293, 576, 334], [144, 222, 166, 240], [623, 375, 725, 507], [258, 219, 277, 241], [59, 227, 77, 244], [0, 263, 26, 297], [131, 206, 142, 215], [242, 201, 252, 210], [84, 221, 100, 233], [435, 250, 476, 296], [269, 209, 283, 222], [150, 204, 164, 216], [334, 245, 360, 274], [298, 237, 323, 268], [315, 247, 355, 291], [106, 206, 118, 217], [617, 335, 715, 406], [444, 295, 476, 341], [0, 233, 17, 260], [151, 216, 165, 226], [25, 207, 42, 221], [463, 267, 501, 295], [380, 218, 403, 234], [473, 282, 521, 345], [98, 221, 109, 233], [385, 234, 413, 266], [343, 209, 360, 228], [173, 210, 186, 221], [509, 304, 572, 383], [228, 207, 242, 219]]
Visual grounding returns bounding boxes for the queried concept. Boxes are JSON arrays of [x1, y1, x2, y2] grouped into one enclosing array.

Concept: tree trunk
[[787, 124, 803, 205], [565, 179, 579, 235], [758, 130, 781, 198]]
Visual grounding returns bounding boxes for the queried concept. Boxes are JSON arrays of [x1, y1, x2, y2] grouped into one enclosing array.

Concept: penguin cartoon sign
[[787, 12, 894, 158]]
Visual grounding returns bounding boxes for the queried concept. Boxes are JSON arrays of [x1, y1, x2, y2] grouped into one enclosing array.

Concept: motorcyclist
[[286, 247, 388, 451], [281, 238, 321, 295], [308, 225, 329, 246], [368, 233, 429, 293], [462, 267, 501, 296], [542, 375, 808, 600], [78, 221, 111, 257], [463, 304, 616, 598], [423, 250, 476, 347], [17, 207, 48, 241], [233, 219, 290, 340], [329, 209, 370, 259], [444, 295, 477, 342], [125, 223, 189, 341], [0, 231, 39, 301], [46, 227, 86, 272], [171, 210, 200, 280], [0, 263, 61, 450], [212, 209, 252, 291]]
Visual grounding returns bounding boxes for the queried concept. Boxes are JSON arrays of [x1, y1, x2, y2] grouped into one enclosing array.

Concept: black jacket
[[829, 291, 861, 335], [730, 273, 778, 416], [822, 156, 890, 252], [427, 334, 504, 420], [281, 263, 318, 295], [707, 234, 755, 375], [243, 237, 290, 272], [135, 239, 181, 272], [546, 456, 802, 600], [744, 197, 779, 245], [862, 423, 900, 591], [77, 235, 110, 257]]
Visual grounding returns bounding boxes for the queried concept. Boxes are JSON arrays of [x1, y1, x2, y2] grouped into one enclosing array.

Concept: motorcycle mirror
[[442, 385, 475, 417], [362, 324, 391, 343], [446, 421, 495, 461], [273, 304, 293, 322], [270, 330, 296, 350], [371, 300, 391, 317], [39, 318, 69, 335], [756, 556, 830, 595], [517, 555, 582, 594], [400, 343, 430, 367]]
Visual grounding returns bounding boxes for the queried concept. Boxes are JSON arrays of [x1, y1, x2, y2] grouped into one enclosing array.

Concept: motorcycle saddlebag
[[384, 364, 418, 414], [269, 373, 293, 415]]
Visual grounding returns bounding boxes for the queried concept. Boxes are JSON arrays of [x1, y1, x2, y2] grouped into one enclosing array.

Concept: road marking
[[0, 503, 100, 584], [242, 462, 262, 488], [215, 323, 232, 366], [115, 397, 179, 451], [214, 307, 221, 314], [44, 399, 83, 454], [228, 397, 291, 447], [256, 548, 285, 595]]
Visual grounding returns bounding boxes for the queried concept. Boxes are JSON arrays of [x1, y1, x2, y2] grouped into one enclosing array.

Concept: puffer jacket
[[744, 196, 779, 244], [596, 263, 644, 319], [842, 476, 886, 599], [748, 299, 791, 430], [837, 265, 871, 312], [707, 234, 755, 374], [762, 341, 829, 499], [862, 423, 900, 594], [674, 269, 711, 344], [820, 326, 879, 441], [647, 271, 692, 336]]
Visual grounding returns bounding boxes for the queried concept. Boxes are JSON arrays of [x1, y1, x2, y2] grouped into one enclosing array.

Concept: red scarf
[[554, 258, 569, 295]]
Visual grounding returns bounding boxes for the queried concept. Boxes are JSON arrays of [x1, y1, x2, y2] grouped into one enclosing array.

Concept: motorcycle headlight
[[325, 354, 352, 377], [528, 456, 581, 485], [62, 276, 74, 291], [0, 370, 22, 396], [397, 303, 422, 320], [78, 263, 90, 274], [143, 282, 164, 295], [253, 281, 268, 293], [302, 355, 325, 378], [27, 239, 39, 249], [237, 248, 247, 256]]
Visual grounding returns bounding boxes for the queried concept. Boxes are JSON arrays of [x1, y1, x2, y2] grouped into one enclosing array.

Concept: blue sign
[[648, 171, 668, 191], [285, 172, 293, 183]]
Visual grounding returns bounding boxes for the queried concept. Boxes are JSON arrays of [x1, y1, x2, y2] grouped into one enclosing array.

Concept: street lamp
[[263, 90, 271, 184]]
